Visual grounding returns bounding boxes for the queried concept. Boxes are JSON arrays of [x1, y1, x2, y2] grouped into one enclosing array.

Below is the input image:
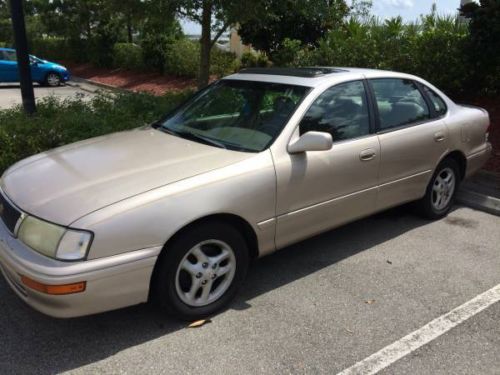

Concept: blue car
[[0, 47, 70, 87]]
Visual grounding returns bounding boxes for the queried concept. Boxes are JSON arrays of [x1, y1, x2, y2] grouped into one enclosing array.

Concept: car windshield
[[159, 80, 309, 152]]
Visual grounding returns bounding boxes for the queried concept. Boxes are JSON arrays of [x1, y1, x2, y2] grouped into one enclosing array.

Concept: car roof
[[224, 67, 420, 88], [0, 47, 14, 52]]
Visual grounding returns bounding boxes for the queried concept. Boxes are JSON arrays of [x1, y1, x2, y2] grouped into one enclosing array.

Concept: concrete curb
[[66, 77, 125, 94], [457, 170, 500, 216], [456, 189, 500, 216]]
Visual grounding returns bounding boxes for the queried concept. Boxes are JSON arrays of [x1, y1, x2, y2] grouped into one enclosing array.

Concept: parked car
[[0, 67, 491, 320], [0, 47, 70, 86]]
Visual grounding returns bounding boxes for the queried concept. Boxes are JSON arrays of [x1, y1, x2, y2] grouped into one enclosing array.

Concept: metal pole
[[9, 0, 36, 114]]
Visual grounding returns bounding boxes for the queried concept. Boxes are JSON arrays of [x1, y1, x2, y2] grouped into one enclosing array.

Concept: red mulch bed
[[63, 62, 197, 95], [459, 97, 500, 173]]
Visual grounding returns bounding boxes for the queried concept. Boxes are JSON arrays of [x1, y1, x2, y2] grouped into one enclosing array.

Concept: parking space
[[0, 205, 498, 374], [0, 82, 95, 109], [380, 303, 500, 375]]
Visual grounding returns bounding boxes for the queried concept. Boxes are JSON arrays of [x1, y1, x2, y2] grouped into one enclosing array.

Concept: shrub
[[141, 34, 178, 72], [113, 43, 144, 70], [272, 38, 309, 67], [460, 1, 500, 95], [411, 16, 469, 96], [0, 19, 11, 45], [30, 38, 91, 63], [0, 90, 193, 175], [88, 32, 117, 68], [30, 38, 69, 61], [164, 38, 199, 78], [210, 49, 240, 77], [299, 14, 471, 97], [241, 51, 270, 68]]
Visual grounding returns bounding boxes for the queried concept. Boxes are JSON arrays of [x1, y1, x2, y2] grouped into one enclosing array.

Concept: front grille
[[0, 191, 21, 234]]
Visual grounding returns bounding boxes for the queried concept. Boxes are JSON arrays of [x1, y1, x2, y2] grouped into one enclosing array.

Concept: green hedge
[[28, 37, 239, 78], [0, 90, 193, 175], [274, 15, 474, 97], [30, 38, 91, 63], [241, 51, 270, 68], [164, 39, 200, 78], [30, 38, 69, 61], [113, 43, 144, 70], [163, 39, 239, 78], [210, 48, 240, 78]]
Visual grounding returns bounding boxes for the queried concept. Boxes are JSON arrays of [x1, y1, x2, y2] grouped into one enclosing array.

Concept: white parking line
[[337, 283, 500, 375]]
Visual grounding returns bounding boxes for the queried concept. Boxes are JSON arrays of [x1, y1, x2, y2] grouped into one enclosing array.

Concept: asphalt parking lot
[[0, 205, 498, 374], [0, 82, 95, 109]]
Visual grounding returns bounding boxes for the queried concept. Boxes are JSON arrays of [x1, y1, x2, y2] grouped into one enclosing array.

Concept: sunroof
[[238, 67, 346, 78]]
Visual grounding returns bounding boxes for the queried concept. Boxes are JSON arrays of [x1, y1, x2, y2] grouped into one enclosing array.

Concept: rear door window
[[370, 78, 430, 130]]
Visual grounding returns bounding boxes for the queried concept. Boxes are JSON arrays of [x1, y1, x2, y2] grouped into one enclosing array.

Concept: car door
[[369, 78, 449, 210], [30, 56, 45, 82], [0, 50, 19, 82], [273, 80, 381, 249]]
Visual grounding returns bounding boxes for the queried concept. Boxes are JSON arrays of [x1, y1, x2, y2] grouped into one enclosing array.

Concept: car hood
[[1, 128, 253, 225], [41, 61, 67, 71]]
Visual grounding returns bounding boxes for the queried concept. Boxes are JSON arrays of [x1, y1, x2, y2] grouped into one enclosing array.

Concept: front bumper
[[61, 71, 70, 82], [0, 218, 160, 318]]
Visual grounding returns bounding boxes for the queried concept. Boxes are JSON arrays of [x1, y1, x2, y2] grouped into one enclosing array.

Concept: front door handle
[[359, 149, 376, 161], [434, 132, 446, 142]]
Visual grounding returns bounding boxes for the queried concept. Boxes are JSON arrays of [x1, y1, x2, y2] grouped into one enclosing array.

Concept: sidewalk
[[66, 77, 120, 94]]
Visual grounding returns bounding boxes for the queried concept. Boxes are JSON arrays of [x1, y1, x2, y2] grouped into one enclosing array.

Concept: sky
[[180, 0, 466, 35]]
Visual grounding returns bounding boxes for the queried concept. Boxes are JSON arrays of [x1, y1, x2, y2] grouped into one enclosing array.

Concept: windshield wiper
[[159, 127, 227, 150], [185, 132, 228, 149]]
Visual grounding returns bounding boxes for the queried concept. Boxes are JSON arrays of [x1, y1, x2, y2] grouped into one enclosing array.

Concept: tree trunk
[[87, 21, 92, 40], [127, 14, 133, 43], [198, 1, 212, 89]]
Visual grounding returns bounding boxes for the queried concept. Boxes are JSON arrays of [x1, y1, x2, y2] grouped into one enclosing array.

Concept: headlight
[[57, 229, 92, 260], [17, 216, 92, 260]]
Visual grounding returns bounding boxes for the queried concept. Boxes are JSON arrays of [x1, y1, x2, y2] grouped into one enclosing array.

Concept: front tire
[[45, 72, 61, 87], [419, 158, 460, 219], [153, 221, 249, 321]]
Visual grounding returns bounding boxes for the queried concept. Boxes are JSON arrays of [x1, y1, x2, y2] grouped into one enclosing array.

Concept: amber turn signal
[[20, 275, 86, 295]]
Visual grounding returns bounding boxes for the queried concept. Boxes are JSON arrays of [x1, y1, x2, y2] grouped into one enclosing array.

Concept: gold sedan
[[0, 67, 491, 320]]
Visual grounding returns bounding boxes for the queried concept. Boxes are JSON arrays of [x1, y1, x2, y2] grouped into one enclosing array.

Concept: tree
[[460, 0, 500, 94], [238, 0, 349, 61], [179, 0, 259, 88], [349, 0, 372, 22], [31, 0, 133, 66], [0, 0, 12, 43], [140, 0, 181, 71], [120, 0, 144, 43]]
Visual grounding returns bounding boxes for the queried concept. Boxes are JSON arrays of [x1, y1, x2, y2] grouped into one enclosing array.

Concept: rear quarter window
[[421, 85, 447, 117]]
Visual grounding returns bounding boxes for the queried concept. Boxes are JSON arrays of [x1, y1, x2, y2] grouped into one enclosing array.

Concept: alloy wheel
[[175, 239, 236, 307], [431, 167, 456, 211], [47, 73, 61, 87]]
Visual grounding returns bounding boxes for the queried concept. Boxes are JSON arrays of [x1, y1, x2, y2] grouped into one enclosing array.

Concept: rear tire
[[418, 158, 460, 219], [153, 221, 249, 321]]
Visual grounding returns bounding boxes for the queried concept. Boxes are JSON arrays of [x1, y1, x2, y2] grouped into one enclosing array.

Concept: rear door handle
[[434, 132, 446, 142], [359, 149, 376, 161]]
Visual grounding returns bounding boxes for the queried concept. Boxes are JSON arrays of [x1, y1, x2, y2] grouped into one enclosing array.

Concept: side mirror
[[288, 131, 333, 154]]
